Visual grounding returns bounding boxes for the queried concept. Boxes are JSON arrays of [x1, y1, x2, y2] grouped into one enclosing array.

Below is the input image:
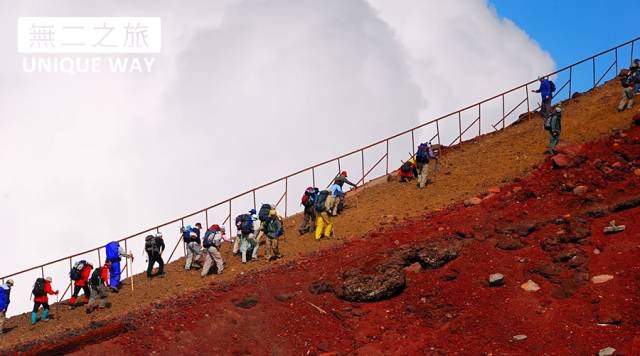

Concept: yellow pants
[[315, 212, 333, 240]]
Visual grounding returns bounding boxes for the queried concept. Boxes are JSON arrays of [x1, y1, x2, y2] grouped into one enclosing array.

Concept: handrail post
[[501, 94, 505, 130], [311, 168, 316, 188], [457, 112, 462, 144], [98, 249, 102, 267], [41, 266, 44, 279], [360, 150, 365, 185], [569, 67, 573, 99], [615, 47, 618, 75], [385, 139, 389, 174], [228, 200, 232, 238], [592, 57, 596, 89], [284, 178, 288, 218], [252, 190, 257, 211], [436, 120, 441, 145], [411, 130, 415, 155], [525, 85, 530, 120], [124, 239, 129, 279], [631, 41, 635, 66], [337, 158, 341, 172], [205, 209, 209, 228], [477, 104, 481, 137]]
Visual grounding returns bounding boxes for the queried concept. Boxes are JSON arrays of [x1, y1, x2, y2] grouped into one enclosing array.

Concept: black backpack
[[69, 260, 87, 281], [549, 80, 556, 92], [90, 267, 103, 286], [258, 204, 272, 222], [315, 190, 330, 213], [32, 278, 46, 297], [235, 214, 254, 234], [145, 235, 159, 254], [416, 144, 429, 164], [400, 161, 413, 173]]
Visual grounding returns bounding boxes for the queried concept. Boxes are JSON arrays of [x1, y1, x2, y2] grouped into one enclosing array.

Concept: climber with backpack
[[545, 105, 562, 154], [415, 142, 433, 188], [182, 225, 202, 271], [397, 158, 417, 183], [315, 189, 336, 240], [145, 232, 165, 279], [532, 76, 555, 118], [104, 241, 133, 292], [0, 279, 14, 335], [264, 209, 284, 261], [86, 261, 112, 314], [201, 225, 226, 277], [31, 277, 59, 325], [236, 212, 258, 264], [618, 70, 635, 112], [299, 187, 319, 235], [68, 260, 93, 309], [330, 171, 356, 216]]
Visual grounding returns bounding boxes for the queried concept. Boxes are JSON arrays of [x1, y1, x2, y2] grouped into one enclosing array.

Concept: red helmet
[[209, 224, 221, 231], [341, 171, 348, 177]]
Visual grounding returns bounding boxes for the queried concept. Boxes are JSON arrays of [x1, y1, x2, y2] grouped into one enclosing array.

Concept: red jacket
[[34, 281, 56, 304], [74, 264, 93, 287], [96, 266, 110, 287]]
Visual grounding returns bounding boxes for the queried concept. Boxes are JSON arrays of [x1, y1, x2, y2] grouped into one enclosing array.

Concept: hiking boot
[[110, 287, 119, 293], [86, 307, 93, 314]]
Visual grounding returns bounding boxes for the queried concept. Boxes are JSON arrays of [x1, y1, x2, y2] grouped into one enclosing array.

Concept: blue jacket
[[0, 284, 11, 311], [537, 79, 552, 99]]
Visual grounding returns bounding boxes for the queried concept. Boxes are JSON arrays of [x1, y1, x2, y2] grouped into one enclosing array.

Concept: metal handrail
[[2, 36, 638, 311]]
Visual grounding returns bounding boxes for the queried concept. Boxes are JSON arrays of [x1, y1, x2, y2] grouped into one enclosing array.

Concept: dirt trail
[[0, 79, 637, 353]]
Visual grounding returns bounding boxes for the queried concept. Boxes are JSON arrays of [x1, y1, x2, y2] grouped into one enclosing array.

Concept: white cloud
[[0, 0, 553, 314]]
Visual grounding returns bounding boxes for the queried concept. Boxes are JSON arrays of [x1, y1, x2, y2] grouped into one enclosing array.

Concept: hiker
[[299, 187, 319, 235], [264, 209, 284, 260], [233, 209, 256, 255], [544, 105, 562, 154], [331, 171, 356, 216], [532, 76, 555, 117], [183, 225, 202, 270], [201, 225, 226, 276], [145, 232, 165, 278], [618, 72, 635, 112], [104, 241, 133, 292], [0, 279, 14, 334], [31, 277, 58, 325], [315, 190, 336, 240], [86, 261, 112, 314], [68, 260, 93, 309], [236, 211, 258, 264], [397, 158, 417, 183], [631, 59, 640, 94], [415, 142, 435, 188]]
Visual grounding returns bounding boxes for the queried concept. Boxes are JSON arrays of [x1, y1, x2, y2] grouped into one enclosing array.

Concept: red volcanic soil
[[45, 123, 640, 354]]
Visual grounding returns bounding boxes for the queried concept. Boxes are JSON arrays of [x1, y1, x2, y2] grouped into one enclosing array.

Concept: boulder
[[404, 262, 422, 273], [573, 185, 588, 196], [339, 267, 405, 302], [521, 280, 540, 292], [489, 273, 505, 287], [233, 295, 258, 309], [464, 197, 482, 207], [488, 186, 501, 194], [591, 275, 614, 284], [598, 347, 616, 356]]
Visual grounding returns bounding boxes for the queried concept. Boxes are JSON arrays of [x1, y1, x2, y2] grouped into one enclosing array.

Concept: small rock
[[512, 334, 528, 341], [591, 275, 614, 284], [598, 346, 616, 356], [489, 273, 505, 287], [351, 309, 366, 317], [593, 248, 601, 255], [317, 342, 330, 352], [404, 262, 422, 273], [573, 185, 588, 196], [634, 169, 640, 176], [464, 197, 482, 207], [597, 310, 622, 325], [274, 293, 296, 302], [521, 280, 540, 292], [233, 295, 258, 309], [488, 186, 501, 194], [551, 154, 570, 168]]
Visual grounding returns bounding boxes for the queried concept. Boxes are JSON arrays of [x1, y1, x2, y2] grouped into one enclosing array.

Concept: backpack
[[203, 227, 222, 248], [315, 190, 330, 213], [235, 214, 254, 234], [549, 80, 556, 92], [105, 241, 120, 262], [70, 260, 87, 281], [400, 161, 413, 173], [301, 188, 318, 207], [416, 144, 429, 164], [145, 235, 159, 254], [258, 204, 272, 222], [90, 267, 103, 286], [32, 278, 46, 297], [543, 116, 552, 130], [267, 218, 284, 238]]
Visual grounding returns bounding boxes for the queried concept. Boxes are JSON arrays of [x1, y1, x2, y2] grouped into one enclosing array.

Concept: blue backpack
[[105, 241, 120, 262], [416, 144, 429, 164], [235, 214, 254, 234]]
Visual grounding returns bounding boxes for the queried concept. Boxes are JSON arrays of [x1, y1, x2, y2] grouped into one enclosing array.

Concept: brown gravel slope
[[0, 79, 636, 351]]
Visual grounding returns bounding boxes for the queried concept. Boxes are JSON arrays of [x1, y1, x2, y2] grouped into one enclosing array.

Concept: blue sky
[[490, 1, 638, 68]]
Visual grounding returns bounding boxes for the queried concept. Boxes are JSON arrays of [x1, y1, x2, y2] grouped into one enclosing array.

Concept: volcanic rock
[[591, 275, 614, 284], [598, 347, 616, 356], [573, 185, 588, 196], [521, 280, 540, 292], [496, 237, 525, 250], [464, 197, 482, 207], [233, 295, 258, 309], [512, 335, 527, 341], [488, 273, 504, 287]]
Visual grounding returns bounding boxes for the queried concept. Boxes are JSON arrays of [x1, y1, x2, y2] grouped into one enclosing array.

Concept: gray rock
[[521, 280, 540, 292], [512, 334, 528, 341], [489, 273, 505, 287], [598, 346, 616, 356]]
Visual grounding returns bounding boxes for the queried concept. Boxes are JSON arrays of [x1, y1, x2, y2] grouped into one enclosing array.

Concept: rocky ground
[[0, 79, 639, 355]]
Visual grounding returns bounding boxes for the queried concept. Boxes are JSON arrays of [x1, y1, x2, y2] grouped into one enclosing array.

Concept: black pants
[[33, 302, 49, 312], [147, 252, 164, 277], [72, 285, 90, 299]]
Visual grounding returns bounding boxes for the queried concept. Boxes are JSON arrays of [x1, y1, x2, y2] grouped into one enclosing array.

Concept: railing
[[2, 36, 638, 316]]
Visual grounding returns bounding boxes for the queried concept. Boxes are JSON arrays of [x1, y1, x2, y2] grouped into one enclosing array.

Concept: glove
[[55, 290, 59, 295]]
